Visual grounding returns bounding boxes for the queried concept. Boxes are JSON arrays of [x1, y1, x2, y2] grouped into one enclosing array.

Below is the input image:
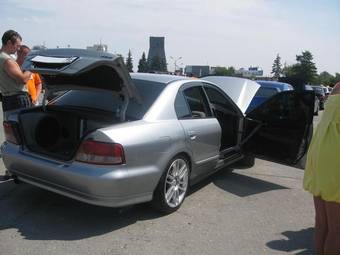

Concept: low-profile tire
[[152, 155, 190, 214]]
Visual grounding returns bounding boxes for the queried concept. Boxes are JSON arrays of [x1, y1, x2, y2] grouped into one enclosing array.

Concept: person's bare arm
[[34, 74, 42, 104], [3, 59, 31, 83]]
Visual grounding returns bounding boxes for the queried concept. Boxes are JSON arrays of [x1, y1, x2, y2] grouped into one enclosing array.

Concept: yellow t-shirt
[[303, 95, 340, 202], [26, 73, 41, 103]]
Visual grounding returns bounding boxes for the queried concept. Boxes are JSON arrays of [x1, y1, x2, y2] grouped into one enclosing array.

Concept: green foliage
[[271, 54, 282, 79], [125, 50, 133, 72], [138, 52, 148, 73], [316, 71, 334, 86], [283, 50, 318, 85], [295, 51, 318, 83], [149, 55, 167, 72], [332, 73, 340, 86], [160, 59, 167, 72], [214, 66, 236, 76]]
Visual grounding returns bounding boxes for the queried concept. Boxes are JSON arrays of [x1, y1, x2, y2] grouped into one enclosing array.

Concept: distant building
[[147, 37, 167, 72], [209, 66, 218, 75], [184, 65, 210, 77], [236, 66, 263, 77], [86, 44, 108, 52]]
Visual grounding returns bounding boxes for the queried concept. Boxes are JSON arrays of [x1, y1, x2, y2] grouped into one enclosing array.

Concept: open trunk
[[17, 48, 143, 161], [18, 106, 120, 161]]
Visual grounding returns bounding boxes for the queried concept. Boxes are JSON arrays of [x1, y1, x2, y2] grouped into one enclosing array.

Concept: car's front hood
[[202, 76, 260, 114], [22, 48, 139, 100]]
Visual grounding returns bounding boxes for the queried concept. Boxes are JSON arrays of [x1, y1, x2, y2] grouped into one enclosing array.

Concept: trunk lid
[[22, 48, 139, 100]]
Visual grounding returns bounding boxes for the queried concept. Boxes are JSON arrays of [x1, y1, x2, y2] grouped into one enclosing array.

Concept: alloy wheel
[[164, 158, 189, 208]]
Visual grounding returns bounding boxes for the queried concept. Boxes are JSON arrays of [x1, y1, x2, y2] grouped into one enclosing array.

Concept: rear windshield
[[254, 87, 278, 97], [51, 79, 167, 120]]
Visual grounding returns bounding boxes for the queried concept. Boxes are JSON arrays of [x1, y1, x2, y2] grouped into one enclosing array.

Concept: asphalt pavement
[[0, 110, 320, 255]]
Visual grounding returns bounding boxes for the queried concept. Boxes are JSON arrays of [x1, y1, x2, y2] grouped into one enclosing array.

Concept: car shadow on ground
[[266, 227, 315, 255], [0, 168, 289, 241], [189, 168, 289, 197], [0, 181, 162, 241]]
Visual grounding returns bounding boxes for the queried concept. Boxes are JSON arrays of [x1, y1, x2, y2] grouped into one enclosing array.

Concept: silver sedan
[[1, 49, 314, 213]]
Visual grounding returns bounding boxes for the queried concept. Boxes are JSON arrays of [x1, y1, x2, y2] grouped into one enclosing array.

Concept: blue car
[[246, 81, 294, 113]]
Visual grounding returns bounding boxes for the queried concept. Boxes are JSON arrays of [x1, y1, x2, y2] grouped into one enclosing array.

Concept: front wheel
[[152, 156, 190, 214]]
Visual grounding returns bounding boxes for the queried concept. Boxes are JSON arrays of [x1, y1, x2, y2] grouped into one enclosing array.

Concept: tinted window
[[204, 86, 228, 105], [52, 79, 166, 120], [254, 87, 278, 97], [183, 86, 211, 118], [204, 86, 236, 109], [175, 92, 191, 119]]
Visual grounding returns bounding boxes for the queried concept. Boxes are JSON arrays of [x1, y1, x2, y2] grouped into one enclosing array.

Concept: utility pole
[[170, 56, 182, 72]]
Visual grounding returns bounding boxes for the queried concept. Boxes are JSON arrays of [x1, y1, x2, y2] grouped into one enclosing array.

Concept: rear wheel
[[152, 156, 190, 214]]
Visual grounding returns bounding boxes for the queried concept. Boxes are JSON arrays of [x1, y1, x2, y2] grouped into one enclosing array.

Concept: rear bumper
[[1, 143, 158, 207]]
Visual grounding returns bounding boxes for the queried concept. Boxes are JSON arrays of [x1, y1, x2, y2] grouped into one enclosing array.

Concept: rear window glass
[[254, 87, 278, 97], [51, 79, 166, 120]]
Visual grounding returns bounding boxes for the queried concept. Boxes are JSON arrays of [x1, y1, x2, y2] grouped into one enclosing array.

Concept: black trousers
[[2, 92, 31, 112]]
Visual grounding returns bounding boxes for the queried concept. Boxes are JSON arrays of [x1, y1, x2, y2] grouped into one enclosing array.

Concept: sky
[[1, 0, 339, 75]]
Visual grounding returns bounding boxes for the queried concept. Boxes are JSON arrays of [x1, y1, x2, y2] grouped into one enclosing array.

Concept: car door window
[[182, 86, 212, 118], [175, 91, 191, 119], [204, 85, 239, 115]]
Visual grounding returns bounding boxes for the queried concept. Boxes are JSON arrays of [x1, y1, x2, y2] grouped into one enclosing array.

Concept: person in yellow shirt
[[16, 45, 42, 105], [303, 81, 340, 255]]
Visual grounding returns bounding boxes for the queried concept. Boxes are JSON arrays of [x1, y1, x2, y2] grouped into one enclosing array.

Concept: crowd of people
[[0, 29, 340, 255]]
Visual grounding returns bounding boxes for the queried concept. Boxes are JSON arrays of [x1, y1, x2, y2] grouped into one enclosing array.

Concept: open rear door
[[242, 90, 314, 165]]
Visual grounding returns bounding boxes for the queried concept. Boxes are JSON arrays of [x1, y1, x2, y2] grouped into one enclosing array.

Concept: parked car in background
[[246, 80, 294, 113], [321, 86, 330, 100], [1, 49, 315, 213], [310, 85, 326, 110], [304, 85, 320, 115]]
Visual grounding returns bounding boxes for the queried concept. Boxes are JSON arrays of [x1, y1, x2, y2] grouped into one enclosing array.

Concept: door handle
[[188, 131, 197, 140]]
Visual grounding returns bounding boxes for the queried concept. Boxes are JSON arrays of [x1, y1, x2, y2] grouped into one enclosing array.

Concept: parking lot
[[0, 111, 321, 255]]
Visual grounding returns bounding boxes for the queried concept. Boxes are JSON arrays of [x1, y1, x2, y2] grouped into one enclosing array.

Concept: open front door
[[242, 91, 315, 165]]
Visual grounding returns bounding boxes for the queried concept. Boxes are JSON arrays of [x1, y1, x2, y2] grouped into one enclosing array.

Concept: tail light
[[75, 140, 125, 165], [3, 121, 21, 145]]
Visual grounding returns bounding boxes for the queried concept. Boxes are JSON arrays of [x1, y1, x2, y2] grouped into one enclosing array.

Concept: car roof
[[130, 73, 190, 84], [256, 80, 293, 90]]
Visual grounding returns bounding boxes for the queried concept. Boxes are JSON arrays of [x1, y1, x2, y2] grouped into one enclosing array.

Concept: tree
[[295, 50, 318, 83], [316, 71, 334, 86], [214, 66, 236, 76], [271, 54, 282, 79], [160, 59, 167, 72], [148, 55, 167, 72], [331, 73, 340, 86], [282, 50, 318, 89], [125, 49, 133, 72], [149, 55, 161, 71], [137, 52, 148, 73]]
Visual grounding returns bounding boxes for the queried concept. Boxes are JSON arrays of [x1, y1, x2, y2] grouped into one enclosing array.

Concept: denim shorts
[[2, 92, 31, 112]]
